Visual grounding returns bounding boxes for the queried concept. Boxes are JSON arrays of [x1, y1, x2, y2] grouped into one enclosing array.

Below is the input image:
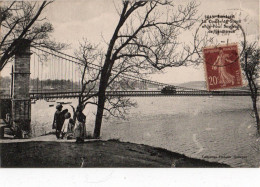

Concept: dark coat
[[52, 109, 68, 130]]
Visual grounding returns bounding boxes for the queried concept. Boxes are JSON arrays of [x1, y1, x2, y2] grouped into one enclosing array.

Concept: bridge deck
[[0, 90, 255, 100]]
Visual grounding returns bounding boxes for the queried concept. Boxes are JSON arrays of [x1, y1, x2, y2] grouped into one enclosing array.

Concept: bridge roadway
[[1, 90, 256, 100], [23, 90, 255, 100]]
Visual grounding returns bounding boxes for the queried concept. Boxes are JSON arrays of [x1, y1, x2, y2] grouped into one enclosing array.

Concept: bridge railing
[[26, 90, 256, 100]]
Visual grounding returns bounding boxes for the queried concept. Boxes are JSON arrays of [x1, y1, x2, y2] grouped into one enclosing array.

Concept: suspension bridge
[[0, 39, 256, 138], [1, 43, 254, 100]]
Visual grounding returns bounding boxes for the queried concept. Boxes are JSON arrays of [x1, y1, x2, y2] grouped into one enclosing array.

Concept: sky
[[1, 0, 259, 84]]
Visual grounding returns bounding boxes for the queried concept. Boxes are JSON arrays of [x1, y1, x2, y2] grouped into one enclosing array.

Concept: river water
[[31, 96, 260, 167]]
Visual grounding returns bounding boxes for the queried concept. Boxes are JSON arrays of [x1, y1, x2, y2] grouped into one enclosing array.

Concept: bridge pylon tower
[[11, 39, 32, 138]]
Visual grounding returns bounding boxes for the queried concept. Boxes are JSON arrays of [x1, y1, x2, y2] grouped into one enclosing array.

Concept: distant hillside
[[178, 81, 207, 90], [178, 81, 253, 91]]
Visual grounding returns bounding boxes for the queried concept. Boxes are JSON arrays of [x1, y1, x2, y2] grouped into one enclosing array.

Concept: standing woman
[[212, 48, 235, 86], [53, 104, 63, 139], [74, 105, 86, 143]]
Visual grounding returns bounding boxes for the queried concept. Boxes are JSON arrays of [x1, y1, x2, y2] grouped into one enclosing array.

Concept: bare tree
[[241, 43, 259, 133], [73, 39, 137, 129], [0, 1, 66, 70], [93, 0, 202, 138], [74, 39, 102, 110]]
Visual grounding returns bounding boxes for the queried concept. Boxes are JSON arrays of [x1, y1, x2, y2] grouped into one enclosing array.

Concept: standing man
[[53, 104, 68, 139]]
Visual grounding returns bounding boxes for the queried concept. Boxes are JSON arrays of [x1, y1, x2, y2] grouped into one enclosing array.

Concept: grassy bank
[[0, 139, 230, 168]]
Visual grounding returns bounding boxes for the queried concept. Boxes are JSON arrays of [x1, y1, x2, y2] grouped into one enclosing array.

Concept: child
[[61, 112, 74, 139], [66, 118, 75, 139]]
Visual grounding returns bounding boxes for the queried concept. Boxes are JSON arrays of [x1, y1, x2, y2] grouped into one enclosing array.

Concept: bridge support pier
[[11, 39, 32, 138]]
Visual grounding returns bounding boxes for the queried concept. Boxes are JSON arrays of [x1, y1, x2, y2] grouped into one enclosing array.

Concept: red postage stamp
[[203, 44, 243, 91]]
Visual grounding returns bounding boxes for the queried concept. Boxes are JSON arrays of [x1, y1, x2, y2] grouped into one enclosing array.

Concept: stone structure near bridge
[[11, 39, 31, 138]]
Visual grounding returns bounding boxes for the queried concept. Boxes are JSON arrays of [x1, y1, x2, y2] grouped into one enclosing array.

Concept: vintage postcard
[[0, 1, 259, 180]]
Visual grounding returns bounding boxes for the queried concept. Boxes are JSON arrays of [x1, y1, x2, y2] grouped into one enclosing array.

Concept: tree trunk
[[93, 83, 106, 138], [252, 97, 260, 133], [92, 3, 129, 138]]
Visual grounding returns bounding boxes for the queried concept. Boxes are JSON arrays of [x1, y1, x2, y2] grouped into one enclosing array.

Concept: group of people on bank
[[52, 104, 86, 143]]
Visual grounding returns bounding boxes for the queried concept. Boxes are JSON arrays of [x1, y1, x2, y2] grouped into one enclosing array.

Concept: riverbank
[[29, 97, 259, 167], [0, 135, 229, 168]]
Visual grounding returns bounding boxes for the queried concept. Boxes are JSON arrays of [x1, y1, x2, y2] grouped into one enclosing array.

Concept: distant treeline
[[0, 77, 82, 91], [0, 76, 158, 92], [30, 78, 82, 91]]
